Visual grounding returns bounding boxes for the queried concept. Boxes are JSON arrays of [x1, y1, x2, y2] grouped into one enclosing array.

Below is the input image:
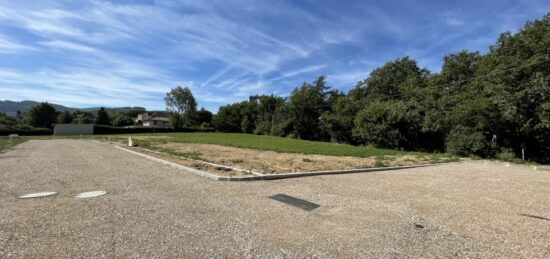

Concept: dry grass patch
[[126, 146, 251, 176], [153, 143, 442, 174]]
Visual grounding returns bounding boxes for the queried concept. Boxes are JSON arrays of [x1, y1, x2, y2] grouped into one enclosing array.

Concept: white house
[[135, 112, 170, 127]]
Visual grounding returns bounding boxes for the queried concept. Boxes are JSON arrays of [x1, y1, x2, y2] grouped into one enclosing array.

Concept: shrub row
[[0, 126, 216, 136], [92, 125, 215, 135], [0, 128, 52, 136]]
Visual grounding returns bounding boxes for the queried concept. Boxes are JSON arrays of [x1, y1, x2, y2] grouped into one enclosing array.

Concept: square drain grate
[[269, 194, 320, 211]]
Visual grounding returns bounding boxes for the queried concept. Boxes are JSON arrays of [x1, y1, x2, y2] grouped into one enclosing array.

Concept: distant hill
[[0, 100, 145, 116]]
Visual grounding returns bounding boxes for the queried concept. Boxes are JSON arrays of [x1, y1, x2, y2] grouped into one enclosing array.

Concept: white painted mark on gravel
[[76, 191, 107, 199], [19, 192, 57, 199]]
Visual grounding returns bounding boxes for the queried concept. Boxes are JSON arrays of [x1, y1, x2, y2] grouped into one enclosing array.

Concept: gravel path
[[0, 139, 548, 258]]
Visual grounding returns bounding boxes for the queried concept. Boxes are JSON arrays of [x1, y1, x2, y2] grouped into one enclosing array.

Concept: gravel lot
[[0, 139, 549, 258]]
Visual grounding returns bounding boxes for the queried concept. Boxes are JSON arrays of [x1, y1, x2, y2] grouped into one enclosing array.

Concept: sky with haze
[[0, 0, 548, 111]]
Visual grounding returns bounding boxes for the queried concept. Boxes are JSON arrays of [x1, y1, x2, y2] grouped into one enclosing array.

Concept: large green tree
[[193, 108, 213, 125], [73, 110, 96, 124], [165, 86, 197, 129], [213, 102, 245, 132], [288, 76, 331, 140], [96, 107, 110, 125], [26, 102, 57, 128], [253, 95, 285, 135], [353, 100, 421, 149], [57, 110, 74, 124]]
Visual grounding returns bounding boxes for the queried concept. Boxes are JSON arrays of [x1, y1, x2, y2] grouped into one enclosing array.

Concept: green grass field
[[0, 137, 26, 151], [98, 132, 450, 158]]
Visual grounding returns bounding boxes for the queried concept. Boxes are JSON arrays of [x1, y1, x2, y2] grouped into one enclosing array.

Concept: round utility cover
[[19, 192, 57, 199], [76, 191, 107, 199]]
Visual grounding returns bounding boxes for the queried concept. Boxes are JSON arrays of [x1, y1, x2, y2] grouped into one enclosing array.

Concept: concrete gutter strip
[[115, 145, 456, 181], [216, 164, 440, 181], [115, 145, 221, 180], [123, 145, 262, 176]]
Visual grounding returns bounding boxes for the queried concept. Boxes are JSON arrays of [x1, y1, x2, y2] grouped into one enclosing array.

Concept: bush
[[0, 128, 52, 136], [496, 149, 517, 162], [213, 103, 244, 132], [92, 125, 214, 135], [112, 116, 135, 127], [353, 101, 420, 149], [445, 126, 491, 157]]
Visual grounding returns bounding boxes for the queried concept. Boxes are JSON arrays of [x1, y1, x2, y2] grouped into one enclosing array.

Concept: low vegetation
[[120, 134, 456, 174], [0, 137, 26, 151], [100, 132, 452, 159]]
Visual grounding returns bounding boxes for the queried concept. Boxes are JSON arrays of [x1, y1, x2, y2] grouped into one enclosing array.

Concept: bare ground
[[151, 142, 446, 174], [126, 146, 252, 176], [0, 139, 549, 258]]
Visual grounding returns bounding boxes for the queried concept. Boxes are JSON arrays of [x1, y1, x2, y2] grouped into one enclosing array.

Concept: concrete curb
[[115, 145, 456, 181], [115, 146, 222, 180], [131, 146, 261, 176]]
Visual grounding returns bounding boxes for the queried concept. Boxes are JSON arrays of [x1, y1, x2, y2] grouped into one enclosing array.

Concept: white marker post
[[7, 134, 18, 149], [128, 137, 133, 147]]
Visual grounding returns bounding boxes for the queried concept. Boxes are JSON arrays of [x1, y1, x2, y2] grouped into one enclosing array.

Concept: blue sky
[[0, 0, 548, 111]]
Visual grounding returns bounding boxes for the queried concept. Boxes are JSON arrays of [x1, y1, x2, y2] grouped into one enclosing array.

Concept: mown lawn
[[0, 137, 27, 151], [107, 132, 449, 158]]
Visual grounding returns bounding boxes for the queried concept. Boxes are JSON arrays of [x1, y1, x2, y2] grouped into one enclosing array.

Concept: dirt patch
[[150, 143, 441, 174], [126, 146, 251, 177]]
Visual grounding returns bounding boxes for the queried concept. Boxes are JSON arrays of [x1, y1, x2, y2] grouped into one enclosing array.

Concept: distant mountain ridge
[[0, 100, 145, 116]]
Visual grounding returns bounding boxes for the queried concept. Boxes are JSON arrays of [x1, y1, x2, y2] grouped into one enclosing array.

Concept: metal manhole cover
[[76, 191, 107, 199], [19, 192, 57, 199], [269, 194, 320, 211]]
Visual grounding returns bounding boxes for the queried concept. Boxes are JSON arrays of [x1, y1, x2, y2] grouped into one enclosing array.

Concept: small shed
[[54, 124, 94, 136]]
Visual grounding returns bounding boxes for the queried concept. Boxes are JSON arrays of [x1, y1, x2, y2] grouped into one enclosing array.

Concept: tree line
[[211, 14, 550, 163], [0, 87, 215, 131], [0, 105, 147, 129]]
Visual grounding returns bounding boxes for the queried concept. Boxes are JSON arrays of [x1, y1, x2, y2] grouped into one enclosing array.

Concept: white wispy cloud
[[440, 10, 466, 26], [0, 34, 37, 54], [0, 0, 548, 111], [280, 64, 328, 79], [0, 0, 357, 109], [40, 40, 98, 53]]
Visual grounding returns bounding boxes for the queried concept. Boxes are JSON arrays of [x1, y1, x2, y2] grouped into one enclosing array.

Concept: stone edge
[[114, 145, 456, 181]]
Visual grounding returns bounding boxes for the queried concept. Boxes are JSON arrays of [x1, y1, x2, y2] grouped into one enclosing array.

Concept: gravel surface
[[0, 139, 548, 258]]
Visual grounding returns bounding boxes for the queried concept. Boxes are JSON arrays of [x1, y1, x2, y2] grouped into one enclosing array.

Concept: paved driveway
[[0, 140, 549, 258]]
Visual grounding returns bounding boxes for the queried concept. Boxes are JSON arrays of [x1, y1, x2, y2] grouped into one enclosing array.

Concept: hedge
[[0, 126, 216, 136], [93, 125, 215, 135], [0, 128, 52, 136]]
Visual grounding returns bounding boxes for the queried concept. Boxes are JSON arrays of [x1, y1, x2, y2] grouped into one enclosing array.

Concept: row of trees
[[1, 86, 215, 131], [0, 103, 147, 129], [54, 107, 142, 127], [212, 14, 550, 163]]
